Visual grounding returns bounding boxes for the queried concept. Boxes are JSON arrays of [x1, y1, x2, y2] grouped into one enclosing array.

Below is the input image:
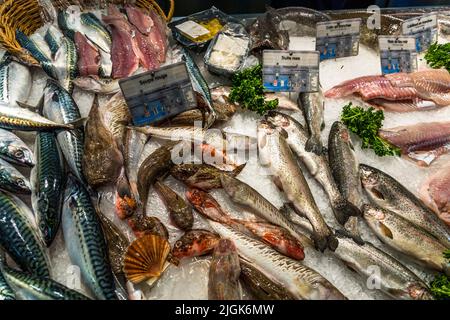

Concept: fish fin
[[66, 118, 87, 129], [378, 222, 393, 239], [305, 137, 324, 155], [16, 100, 40, 112], [231, 163, 246, 176], [332, 198, 361, 225]]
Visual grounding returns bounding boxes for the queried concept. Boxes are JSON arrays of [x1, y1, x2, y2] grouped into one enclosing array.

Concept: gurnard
[[257, 120, 337, 251], [62, 175, 117, 300], [210, 221, 346, 300], [0, 53, 32, 107], [378, 121, 450, 166], [208, 239, 242, 300], [31, 132, 64, 246], [0, 191, 50, 278], [0, 128, 34, 167], [363, 204, 450, 275], [266, 112, 360, 227], [172, 229, 220, 262], [43, 79, 85, 182], [420, 164, 450, 226], [325, 69, 450, 111], [360, 164, 450, 248]]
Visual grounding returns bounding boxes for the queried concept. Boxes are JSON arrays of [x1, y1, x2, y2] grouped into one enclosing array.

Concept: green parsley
[[229, 64, 278, 116], [340, 102, 401, 157], [430, 249, 450, 300], [424, 42, 450, 72]]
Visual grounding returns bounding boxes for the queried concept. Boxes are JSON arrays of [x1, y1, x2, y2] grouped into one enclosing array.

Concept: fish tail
[[66, 117, 86, 129], [332, 198, 361, 226], [305, 136, 324, 155]]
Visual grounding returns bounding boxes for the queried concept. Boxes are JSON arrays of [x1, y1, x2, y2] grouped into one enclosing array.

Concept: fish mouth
[[362, 205, 385, 221]]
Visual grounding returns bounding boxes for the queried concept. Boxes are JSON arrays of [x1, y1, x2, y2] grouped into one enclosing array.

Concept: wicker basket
[[0, 0, 175, 65]]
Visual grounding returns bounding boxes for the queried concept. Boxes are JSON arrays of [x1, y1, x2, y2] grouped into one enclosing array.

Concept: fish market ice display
[[0, 1, 449, 301]]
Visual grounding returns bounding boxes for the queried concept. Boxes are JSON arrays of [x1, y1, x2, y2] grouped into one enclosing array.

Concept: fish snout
[[362, 204, 385, 221]]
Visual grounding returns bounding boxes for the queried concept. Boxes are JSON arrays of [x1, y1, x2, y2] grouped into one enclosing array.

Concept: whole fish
[[297, 87, 325, 155], [220, 174, 310, 246], [170, 163, 245, 190], [0, 102, 78, 131], [155, 180, 194, 230], [0, 54, 32, 107], [137, 142, 177, 210], [127, 215, 169, 240], [363, 204, 450, 275], [54, 36, 78, 92], [208, 239, 242, 300], [0, 129, 34, 167], [266, 112, 360, 226], [31, 132, 64, 246], [124, 128, 147, 198], [0, 158, 31, 194], [419, 164, 450, 227], [15, 30, 57, 79], [83, 98, 123, 188], [360, 164, 450, 248], [257, 121, 336, 252], [79, 11, 112, 53], [62, 175, 117, 300], [0, 261, 89, 300], [0, 191, 50, 278], [0, 266, 15, 300], [172, 229, 220, 262], [328, 121, 364, 237], [73, 76, 120, 94], [185, 188, 234, 224], [273, 6, 331, 37], [239, 260, 294, 300], [43, 79, 85, 182], [333, 231, 432, 300], [210, 221, 346, 300], [74, 32, 100, 77], [379, 121, 450, 166]]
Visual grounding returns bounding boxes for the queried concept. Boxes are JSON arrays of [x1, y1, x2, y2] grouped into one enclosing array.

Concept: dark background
[[161, 0, 450, 16]]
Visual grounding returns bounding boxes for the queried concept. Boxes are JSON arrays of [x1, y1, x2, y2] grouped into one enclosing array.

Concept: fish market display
[[208, 239, 242, 300], [420, 164, 450, 226], [1, 2, 449, 301]]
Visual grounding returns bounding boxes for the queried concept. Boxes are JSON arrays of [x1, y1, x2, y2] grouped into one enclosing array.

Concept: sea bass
[[257, 121, 336, 252], [266, 112, 360, 227], [420, 164, 450, 227], [360, 164, 450, 248], [0, 54, 32, 107], [379, 121, 450, 166], [298, 87, 325, 154], [0, 158, 31, 194], [62, 175, 117, 300], [31, 132, 64, 246], [209, 221, 346, 300], [208, 239, 242, 300], [0, 129, 34, 167], [43, 79, 85, 182], [0, 191, 50, 278], [363, 205, 450, 275]]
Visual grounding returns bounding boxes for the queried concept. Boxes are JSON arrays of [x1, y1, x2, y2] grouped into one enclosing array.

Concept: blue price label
[[379, 36, 417, 75], [402, 13, 438, 53]]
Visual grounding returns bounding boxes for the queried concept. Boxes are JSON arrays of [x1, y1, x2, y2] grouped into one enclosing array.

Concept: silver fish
[[0, 54, 32, 107], [363, 204, 449, 275], [297, 87, 325, 155], [360, 164, 450, 248], [257, 120, 336, 252], [0, 158, 31, 194], [0, 128, 34, 167], [53, 36, 78, 92], [266, 112, 360, 227], [209, 221, 346, 300]]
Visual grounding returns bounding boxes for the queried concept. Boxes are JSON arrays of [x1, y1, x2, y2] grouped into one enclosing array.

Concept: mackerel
[[0, 54, 32, 107], [0, 158, 31, 194]]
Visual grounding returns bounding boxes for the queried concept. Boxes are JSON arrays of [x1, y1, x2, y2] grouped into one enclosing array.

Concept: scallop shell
[[123, 234, 171, 284]]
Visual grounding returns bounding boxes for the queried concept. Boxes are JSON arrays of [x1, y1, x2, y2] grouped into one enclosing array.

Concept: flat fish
[[379, 121, 450, 166]]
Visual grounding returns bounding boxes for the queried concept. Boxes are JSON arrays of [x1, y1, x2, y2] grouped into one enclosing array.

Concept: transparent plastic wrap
[[204, 23, 251, 77], [169, 6, 240, 50]]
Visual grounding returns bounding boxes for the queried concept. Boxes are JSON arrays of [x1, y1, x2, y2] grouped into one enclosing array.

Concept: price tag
[[402, 13, 438, 52], [119, 62, 197, 126], [379, 36, 417, 74], [316, 18, 361, 61], [262, 50, 320, 93]]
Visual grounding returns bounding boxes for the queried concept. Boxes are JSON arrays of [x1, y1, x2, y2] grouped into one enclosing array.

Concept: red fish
[[132, 27, 160, 71], [147, 8, 168, 63], [185, 188, 232, 224], [74, 32, 100, 77], [125, 5, 154, 35], [172, 229, 220, 262]]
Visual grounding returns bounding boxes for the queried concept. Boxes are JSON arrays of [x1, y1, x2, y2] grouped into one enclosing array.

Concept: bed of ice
[[14, 29, 449, 300]]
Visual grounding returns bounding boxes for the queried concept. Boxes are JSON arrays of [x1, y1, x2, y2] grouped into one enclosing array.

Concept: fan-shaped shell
[[123, 234, 171, 284]]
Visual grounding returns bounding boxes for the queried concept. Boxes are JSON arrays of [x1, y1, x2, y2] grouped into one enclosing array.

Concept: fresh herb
[[229, 64, 278, 115], [430, 249, 450, 300], [424, 42, 450, 72], [340, 102, 401, 157]]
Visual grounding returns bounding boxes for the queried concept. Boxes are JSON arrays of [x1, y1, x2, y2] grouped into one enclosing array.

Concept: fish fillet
[[74, 32, 100, 77], [125, 4, 153, 35], [147, 8, 168, 63], [369, 98, 437, 112], [420, 164, 450, 226]]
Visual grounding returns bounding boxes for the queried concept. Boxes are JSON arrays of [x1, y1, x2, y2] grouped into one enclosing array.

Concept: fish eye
[[14, 150, 24, 158], [16, 179, 25, 187]]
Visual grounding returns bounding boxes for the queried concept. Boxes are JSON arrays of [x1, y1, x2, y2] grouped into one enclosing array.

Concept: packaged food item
[[169, 7, 240, 49], [204, 23, 251, 76]]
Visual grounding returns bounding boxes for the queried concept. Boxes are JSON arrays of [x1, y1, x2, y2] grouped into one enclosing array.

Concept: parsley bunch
[[430, 250, 450, 300], [341, 103, 401, 157], [229, 64, 278, 116], [424, 42, 450, 72]]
